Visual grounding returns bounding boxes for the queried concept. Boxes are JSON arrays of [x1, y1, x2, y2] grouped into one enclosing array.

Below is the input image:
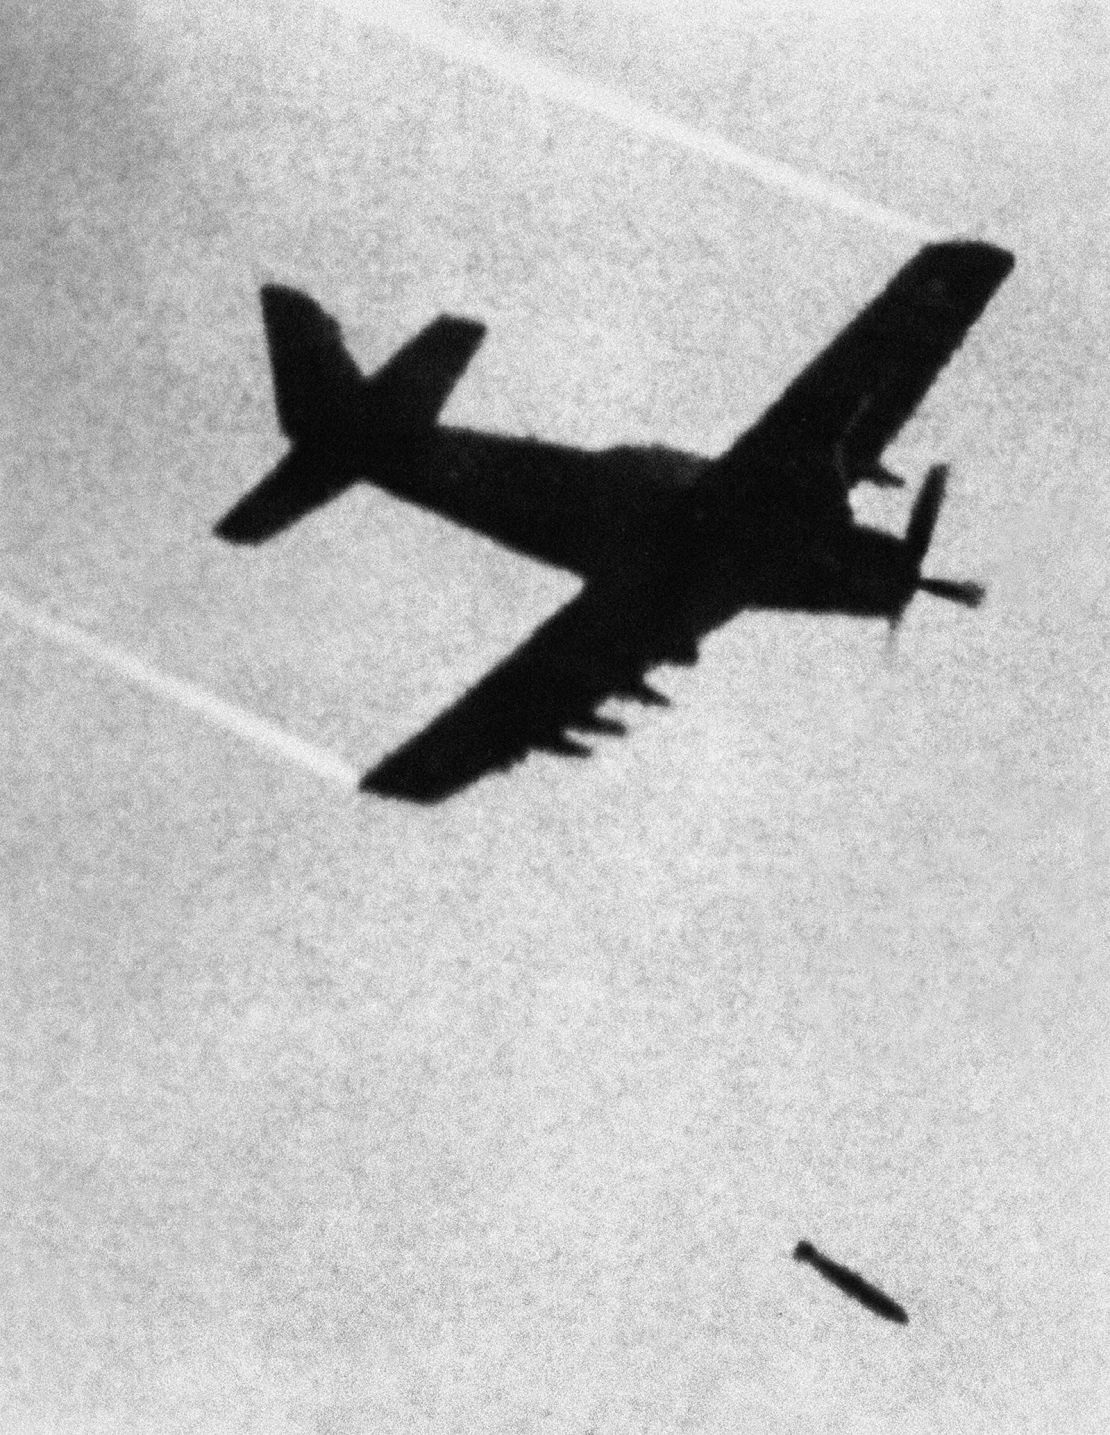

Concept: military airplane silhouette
[[215, 241, 1014, 801]]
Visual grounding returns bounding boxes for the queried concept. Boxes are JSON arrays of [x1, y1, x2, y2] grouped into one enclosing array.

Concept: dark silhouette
[[794, 1240, 909, 1324], [214, 242, 1014, 801]]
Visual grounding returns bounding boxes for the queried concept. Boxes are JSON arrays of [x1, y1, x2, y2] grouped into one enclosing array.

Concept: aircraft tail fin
[[261, 285, 365, 446], [260, 286, 487, 449], [217, 292, 487, 545]]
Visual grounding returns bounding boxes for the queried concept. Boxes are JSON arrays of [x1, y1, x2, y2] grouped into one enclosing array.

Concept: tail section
[[216, 291, 486, 544], [261, 285, 487, 446]]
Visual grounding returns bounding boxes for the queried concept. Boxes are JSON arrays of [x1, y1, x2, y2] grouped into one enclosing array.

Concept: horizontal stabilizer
[[366, 316, 487, 433], [214, 450, 356, 544]]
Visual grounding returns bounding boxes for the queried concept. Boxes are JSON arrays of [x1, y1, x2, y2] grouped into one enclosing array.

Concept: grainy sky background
[[3, 2, 1107, 1429]]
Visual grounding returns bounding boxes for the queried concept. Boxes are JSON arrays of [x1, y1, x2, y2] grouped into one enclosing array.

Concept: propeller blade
[[889, 467, 986, 644], [904, 464, 948, 566], [918, 577, 985, 607]]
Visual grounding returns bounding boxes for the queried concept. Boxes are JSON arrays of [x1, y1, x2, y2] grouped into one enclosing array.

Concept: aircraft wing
[[362, 579, 670, 802], [716, 240, 1014, 490]]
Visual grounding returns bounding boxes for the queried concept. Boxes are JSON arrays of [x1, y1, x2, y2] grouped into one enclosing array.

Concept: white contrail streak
[[339, 0, 944, 240], [1, 588, 360, 788]]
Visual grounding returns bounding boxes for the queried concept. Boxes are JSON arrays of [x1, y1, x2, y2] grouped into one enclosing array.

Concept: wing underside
[[362, 581, 669, 802], [711, 240, 1015, 505]]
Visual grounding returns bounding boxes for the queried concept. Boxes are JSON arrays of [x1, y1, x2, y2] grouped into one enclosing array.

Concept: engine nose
[[833, 527, 908, 613]]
